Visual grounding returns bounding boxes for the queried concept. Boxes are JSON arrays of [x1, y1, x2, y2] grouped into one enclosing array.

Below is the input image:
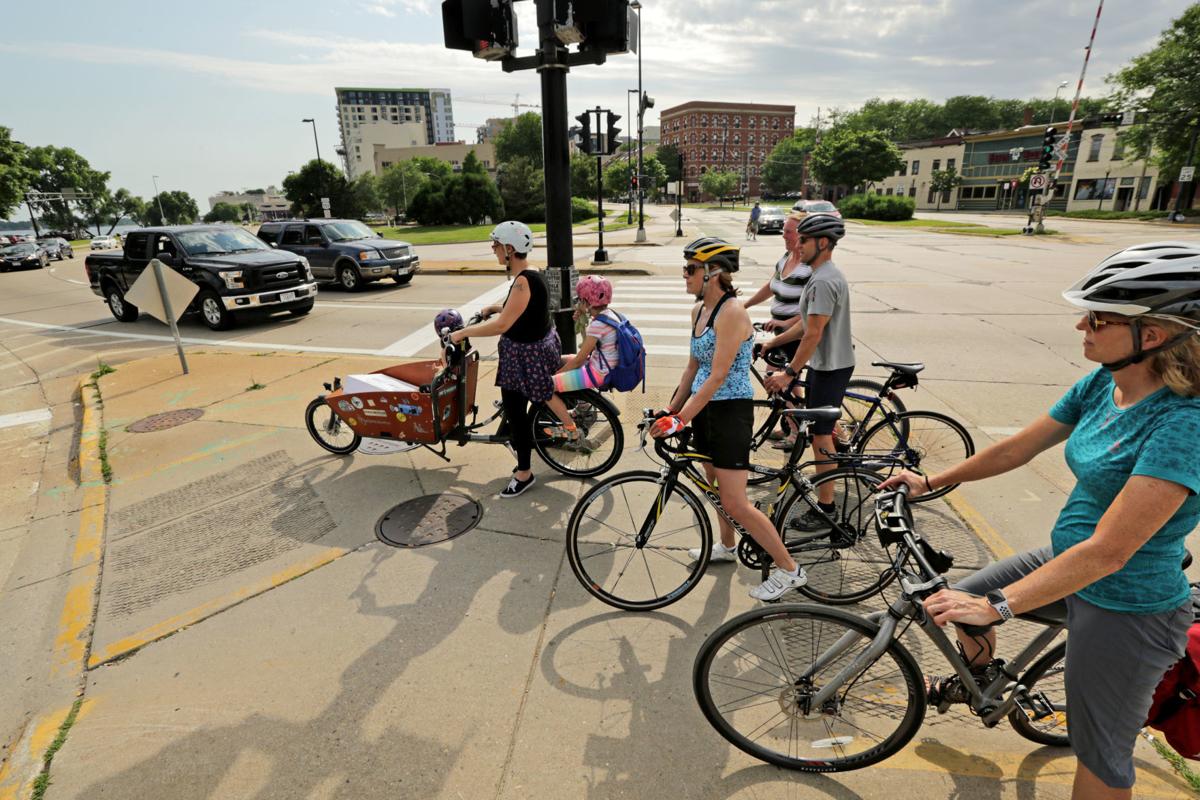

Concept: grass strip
[[1147, 733, 1200, 794], [373, 223, 547, 245], [849, 218, 982, 228], [30, 698, 84, 800]]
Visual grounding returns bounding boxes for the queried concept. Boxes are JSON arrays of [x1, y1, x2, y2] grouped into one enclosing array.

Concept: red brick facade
[[659, 101, 795, 199]]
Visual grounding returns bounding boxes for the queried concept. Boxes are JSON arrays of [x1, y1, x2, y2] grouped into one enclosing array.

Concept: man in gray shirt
[[764, 213, 853, 529]]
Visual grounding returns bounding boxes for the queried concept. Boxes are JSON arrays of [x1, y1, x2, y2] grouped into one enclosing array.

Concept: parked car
[[91, 235, 120, 251], [257, 218, 420, 290], [38, 237, 74, 260], [1, 242, 49, 271], [790, 199, 842, 218], [756, 206, 787, 234], [85, 225, 316, 331]]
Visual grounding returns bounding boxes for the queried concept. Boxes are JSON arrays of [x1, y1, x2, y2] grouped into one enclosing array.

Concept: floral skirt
[[497, 328, 562, 403]]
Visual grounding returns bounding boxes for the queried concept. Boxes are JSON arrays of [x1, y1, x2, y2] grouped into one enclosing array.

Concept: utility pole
[[1098, 169, 1111, 212], [632, 0, 646, 242], [1171, 121, 1199, 223]]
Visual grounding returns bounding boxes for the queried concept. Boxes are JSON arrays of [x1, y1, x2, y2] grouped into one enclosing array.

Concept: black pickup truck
[[84, 225, 318, 330]]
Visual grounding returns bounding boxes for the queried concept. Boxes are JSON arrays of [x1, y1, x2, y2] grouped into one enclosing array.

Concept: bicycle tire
[[531, 390, 624, 478], [774, 468, 896, 604], [693, 604, 926, 772], [1008, 641, 1069, 747], [855, 410, 974, 502], [305, 397, 361, 455], [838, 378, 907, 452], [566, 470, 712, 611]]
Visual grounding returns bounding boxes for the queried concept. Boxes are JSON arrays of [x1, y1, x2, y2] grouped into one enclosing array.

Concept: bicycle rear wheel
[[837, 379, 907, 452], [566, 470, 711, 611], [694, 604, 926, 772], [855, 411, 974, 501], [775, 468, 895, 604], [1008, 641, 1069, 747], [532, 390, 624, 478]]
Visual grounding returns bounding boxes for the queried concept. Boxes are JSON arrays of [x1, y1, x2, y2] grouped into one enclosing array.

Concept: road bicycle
[[565, 407, 905, 611], [748, 347, 974, 501], [693, 484, 1072, 772], [305, 314, 625, 478]]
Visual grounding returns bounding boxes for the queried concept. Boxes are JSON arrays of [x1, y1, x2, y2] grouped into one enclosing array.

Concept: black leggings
[[501, 388, 534, 471]]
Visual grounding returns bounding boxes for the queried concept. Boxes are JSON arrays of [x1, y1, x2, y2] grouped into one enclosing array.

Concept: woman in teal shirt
[[883, 241, 1200, 800]]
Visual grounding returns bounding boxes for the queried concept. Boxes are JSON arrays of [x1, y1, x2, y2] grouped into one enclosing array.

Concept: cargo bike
[[304, 318, 625, 478]]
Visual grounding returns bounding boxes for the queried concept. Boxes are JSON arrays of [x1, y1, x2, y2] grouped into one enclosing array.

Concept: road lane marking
[[379, 280, 512, 357], [0, 408, 51, 430], [980, 426, 1023, 436]]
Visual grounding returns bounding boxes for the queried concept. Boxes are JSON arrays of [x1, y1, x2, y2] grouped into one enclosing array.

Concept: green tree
[[146, 190, 199, 225], [23, 144, 111, 231], [411, 156, 453, 181], [0, 127, 33, 219], [641, 156, 668, 200], [810, 129, 903, 192], [379, 161, 430, 216], [239, 202, 258, 223], [461, 149, 486, 175], [409, 171, 503, 226], [762, 128, 818, 195], [104, 188, 148, 231], [494, 112, 544, 168], [655, 143, 682, 182], [203, 202, 243, 223], [282, 159, 352, 218], [349, 173, 383, 216], [570, 152, 598, 199], [497, 156, 544, 222], [928, 168, 963, 210], [1107, 4, 1200, 194], [699, 170, 740, 204]]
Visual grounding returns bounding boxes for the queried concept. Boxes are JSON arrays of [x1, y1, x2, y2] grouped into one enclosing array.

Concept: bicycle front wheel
[[532, 390, 624, 478], [1008, 641, 1069, 747], [305, 397, 361, 455], [775, 468, 895, 604], [694, 604, 926, 772], [837, 378, 907, 452], [855, 411, 974, 501], [566, 470, 712, 611]]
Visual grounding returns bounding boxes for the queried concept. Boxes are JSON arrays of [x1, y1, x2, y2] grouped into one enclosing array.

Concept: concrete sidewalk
[[1, 347, 1191, 800]]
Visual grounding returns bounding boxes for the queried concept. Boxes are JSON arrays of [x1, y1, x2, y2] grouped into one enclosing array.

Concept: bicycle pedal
[[1014, 690, 1056, 721]]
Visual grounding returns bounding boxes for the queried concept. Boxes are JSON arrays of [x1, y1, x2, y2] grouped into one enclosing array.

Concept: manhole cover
[[376, 492, 483, 548], [127, 408, 205, 433]]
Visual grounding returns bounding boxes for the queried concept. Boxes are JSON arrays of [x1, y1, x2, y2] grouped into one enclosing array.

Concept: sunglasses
[[1084, 311, 1133, 331], [683, 264, 702, 276]]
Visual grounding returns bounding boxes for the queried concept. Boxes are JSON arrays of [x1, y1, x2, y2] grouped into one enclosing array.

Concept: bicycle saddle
[[872, 360, 925, 374], [1016, 601, 1068, 628], [781, 406, 841, 424]]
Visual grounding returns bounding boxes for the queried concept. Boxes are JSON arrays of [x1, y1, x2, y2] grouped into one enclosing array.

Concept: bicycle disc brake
[[737, 536, 770, 570]]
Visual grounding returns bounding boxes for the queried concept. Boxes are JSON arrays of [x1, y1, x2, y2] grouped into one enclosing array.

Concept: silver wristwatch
[[985, 589, 1013, 621]]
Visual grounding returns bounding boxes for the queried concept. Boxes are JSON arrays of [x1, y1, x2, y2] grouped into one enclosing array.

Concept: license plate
[[280, 291, 296, 302]]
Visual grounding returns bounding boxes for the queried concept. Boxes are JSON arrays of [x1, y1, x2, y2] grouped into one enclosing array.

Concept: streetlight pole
[[1049, 81, 1069, 125], [152, 175, 166, 224], [302, 118, 323, 165], [627, 88, 637, 224], [632, 0, 646, 243]]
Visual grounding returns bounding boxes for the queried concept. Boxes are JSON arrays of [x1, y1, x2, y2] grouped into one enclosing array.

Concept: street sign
[[1029, 173, 1048, 191], [668, 208, 680, 222], [320, 197, 331, 209], [1180, 166, 1196, 183], [323, 209, 332, 218], [125, 259, 199, 325]]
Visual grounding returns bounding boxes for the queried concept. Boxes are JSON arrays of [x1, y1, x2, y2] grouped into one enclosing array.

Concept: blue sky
[[2, 0, 1194, 217]]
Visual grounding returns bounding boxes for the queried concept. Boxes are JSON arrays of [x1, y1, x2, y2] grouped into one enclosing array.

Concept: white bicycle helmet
[[490, 220, 533, 256], [1063, 241, 1200, 369]]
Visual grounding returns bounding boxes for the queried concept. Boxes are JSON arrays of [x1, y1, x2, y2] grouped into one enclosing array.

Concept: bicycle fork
[[805, 610, 902, 712]]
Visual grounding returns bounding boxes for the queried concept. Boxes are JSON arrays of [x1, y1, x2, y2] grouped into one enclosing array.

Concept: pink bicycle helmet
[[575, 275, 613, 308]]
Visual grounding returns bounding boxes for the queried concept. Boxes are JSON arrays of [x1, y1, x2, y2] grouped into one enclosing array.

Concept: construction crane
[[458, 94, 541, 118]]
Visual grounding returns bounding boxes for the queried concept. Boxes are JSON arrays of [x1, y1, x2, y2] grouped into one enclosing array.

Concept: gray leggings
[[955, 547, 1191, 789]]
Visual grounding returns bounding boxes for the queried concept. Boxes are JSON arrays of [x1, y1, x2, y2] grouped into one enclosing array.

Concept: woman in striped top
[[742, 213, 811, 363]]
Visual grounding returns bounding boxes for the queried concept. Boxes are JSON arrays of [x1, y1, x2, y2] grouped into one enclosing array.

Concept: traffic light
[[575, 111, 593, 155], [1038, 126, 1058, 171], [441, 0, 516, 60], [630, 174, 639, 191], [605, 111, 622, 156], [577, 0, 633, 54]]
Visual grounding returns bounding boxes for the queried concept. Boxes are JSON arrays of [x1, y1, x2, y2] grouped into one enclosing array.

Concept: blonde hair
[[1147, 317, 1200, 397]]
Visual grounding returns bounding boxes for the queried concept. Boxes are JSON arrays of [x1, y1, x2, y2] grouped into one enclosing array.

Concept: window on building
[[772, 118, 779, 129], [876, 189, 883, 195], [899, 162, 907, 177], [733, 116, 741, 127], [941, 189, 952, 204], [1112, 136, 1126, 160], [885, 188, 894, 196], [983, 186, 996, 199], [912, 160, 920, 175], [932, 159, 941, 171], [1088, 134, 1103, 162], [908, 186, 917, 198], [947, 158, 956, 171], [748, 117, 756, 128], [701, 133, 708, 144], [1138, 176, 1153, 199], [927, 187, 936, 203]]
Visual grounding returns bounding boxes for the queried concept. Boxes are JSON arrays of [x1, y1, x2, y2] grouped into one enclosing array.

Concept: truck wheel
[[393, 274, 413, 285], [289, 299, 315, 317], [105, 283, 139, 322], [337, 263, 362, 291], [198, 290, 234, 331]]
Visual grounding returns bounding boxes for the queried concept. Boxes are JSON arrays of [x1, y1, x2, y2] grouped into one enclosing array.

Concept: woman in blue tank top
[[650, 237, 809, 602]]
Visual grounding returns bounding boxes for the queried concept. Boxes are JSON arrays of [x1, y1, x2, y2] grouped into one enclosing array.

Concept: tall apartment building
[[658, 101, 795, 199], [335, 87, 455, 178], [476, 117, 508, 144]]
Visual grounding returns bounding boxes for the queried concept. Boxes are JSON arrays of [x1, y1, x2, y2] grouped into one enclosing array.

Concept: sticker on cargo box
[[338, 400, 354, 412], [395, 413, 407, 422], [363, 409, 387, 418], [350, 396, 364, 409], [396, 404, 421, 415], [348, 418, 358, 426]]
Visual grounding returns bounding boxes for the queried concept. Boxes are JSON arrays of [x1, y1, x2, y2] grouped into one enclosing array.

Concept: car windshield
[[4, 244, 35, 254], [761, 207, 783, 215], [805, 202, 836, 212], [176, 228, 269, 256], [324, 221, 376, 241]]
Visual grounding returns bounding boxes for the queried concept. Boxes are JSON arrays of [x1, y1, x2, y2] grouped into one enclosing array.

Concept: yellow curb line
[[942, 490, 1017, 560], [88, 545, 349, 668]]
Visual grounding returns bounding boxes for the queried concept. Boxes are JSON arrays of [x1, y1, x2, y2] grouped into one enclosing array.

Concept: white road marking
[[980, 426, 1023, 437], [378, 280, 512, 357], [0, 408, 52, 430], [314, 302, 454, 311]]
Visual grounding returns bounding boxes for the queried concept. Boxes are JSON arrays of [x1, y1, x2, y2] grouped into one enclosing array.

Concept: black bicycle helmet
[[683, 237, 740, 272], [795, 213, 845, 241]]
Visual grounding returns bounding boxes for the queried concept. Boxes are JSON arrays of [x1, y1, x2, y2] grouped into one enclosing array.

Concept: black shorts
[[805, 366, 854, 434], [690, 399, 754, 470]]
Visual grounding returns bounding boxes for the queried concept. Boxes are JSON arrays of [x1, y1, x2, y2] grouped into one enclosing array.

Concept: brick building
[[658, 101, 795, 199]]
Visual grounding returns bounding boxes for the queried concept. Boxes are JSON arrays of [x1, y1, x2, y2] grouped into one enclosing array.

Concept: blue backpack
[[593, 311, 646, 392]]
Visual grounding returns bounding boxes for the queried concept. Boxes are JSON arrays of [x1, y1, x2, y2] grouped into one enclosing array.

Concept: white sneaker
[[749, 567, 808, 601], [689, 542, 737, 563]]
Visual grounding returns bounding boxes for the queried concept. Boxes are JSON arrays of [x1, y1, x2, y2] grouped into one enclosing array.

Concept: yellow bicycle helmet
[[683, 237, 740, 272]]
